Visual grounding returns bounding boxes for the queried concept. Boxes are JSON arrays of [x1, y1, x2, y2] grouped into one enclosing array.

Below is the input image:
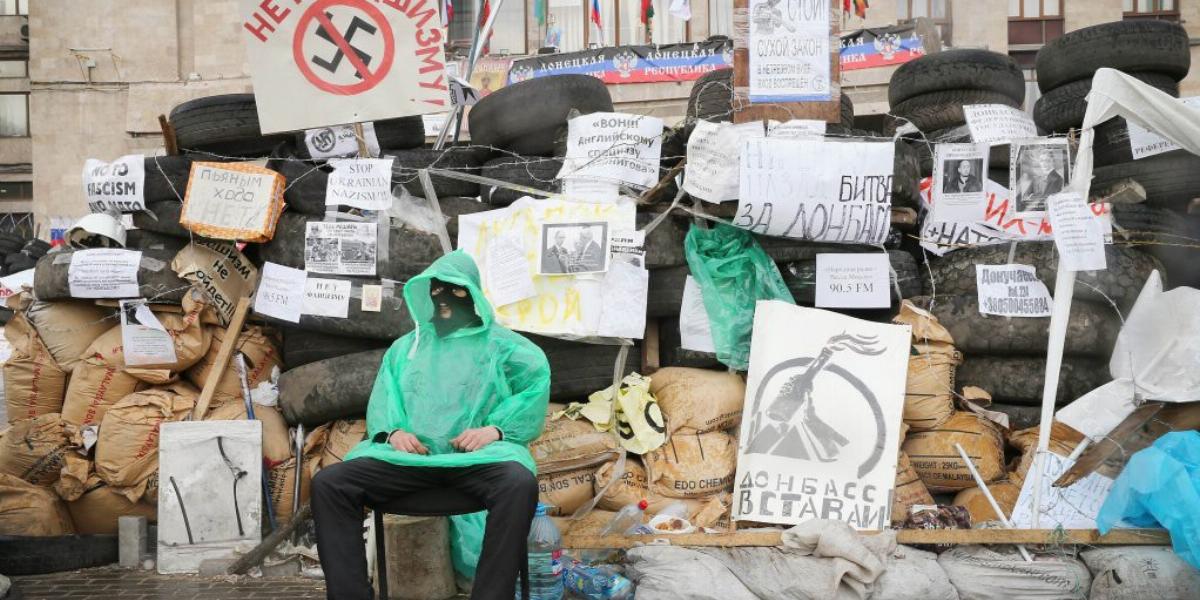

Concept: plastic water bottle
[[597, 499, 649, 536], [521, 503, 564, 600], [563, 562, 634, 600]]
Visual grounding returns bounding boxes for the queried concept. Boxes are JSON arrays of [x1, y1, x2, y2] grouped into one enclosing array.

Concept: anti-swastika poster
[[734, 301, 909, 530], [241, 0, 448, 133]]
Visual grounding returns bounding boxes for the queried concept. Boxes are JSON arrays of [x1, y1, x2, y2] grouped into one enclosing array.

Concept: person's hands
[[388, 430, 429, 455], [451, 427, 501, 452]]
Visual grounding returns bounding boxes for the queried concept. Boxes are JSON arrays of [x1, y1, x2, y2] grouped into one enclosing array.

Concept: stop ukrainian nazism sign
[[241, 0, 449, 133]]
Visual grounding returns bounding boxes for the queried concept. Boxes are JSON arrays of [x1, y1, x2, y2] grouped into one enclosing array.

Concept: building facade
[[23, 0, 1200, 225]]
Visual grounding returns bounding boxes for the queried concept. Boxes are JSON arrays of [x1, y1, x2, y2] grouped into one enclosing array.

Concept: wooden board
[[732, 0, 841, 124], [561, 528, 1170, 549]]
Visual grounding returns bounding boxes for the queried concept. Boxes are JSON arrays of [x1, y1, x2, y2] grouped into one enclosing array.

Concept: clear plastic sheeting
[[1097, 431, 1200, 570]]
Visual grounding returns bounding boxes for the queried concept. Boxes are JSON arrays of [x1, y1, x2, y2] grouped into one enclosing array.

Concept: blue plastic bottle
[[563, 562, 634, 599], [520, 503, 564, 600]]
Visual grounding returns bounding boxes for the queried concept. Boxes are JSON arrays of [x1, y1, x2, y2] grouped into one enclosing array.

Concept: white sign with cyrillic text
[[67, 249, 141, 299], [120, 300, 178, 367], [747, 0, 831, 103], [684, 120, 765, 203], [975, 264, 1053, 317], [1127, 96, 1200, 160], [558, 112, 663, 188], [254, 262, 307, 323], [303, 277, 352, 318], [815, 253, 890, 309], [963, 104, 1038, 146], [1048, 192, 1107, 272]]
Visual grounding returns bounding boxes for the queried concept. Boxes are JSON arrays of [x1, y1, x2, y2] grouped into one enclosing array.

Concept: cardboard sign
[[240, 0, 448, 133], [304, 122, 381, 159], [1048, 192, 1107, 272], [738, 138, 893, 244], [974, 264, 1053, 317], [172, 240, 259, 325], [181, 162, 285, 242], [254, 261, 307, 323], [305, 221, 378, 276], [325, 158, 394, 210], [120, 300, 177, 367], [1126, 96, 1200, 160], [963, 104, 1037, 146], [67, 249, 141, 298], [84, 155, 145, 213], [1010, 452, 1113, 530], [684, 120, 765, 203], [558, 112, 664, 188], [680, 275, 716, 353], [303, 277, 352, 318], [815, 253, 890, 309], [932, 143, 988, 223], [747, 0, 831, 103], [734, 302, 909, 529], [1010, 138, 1070, 215]]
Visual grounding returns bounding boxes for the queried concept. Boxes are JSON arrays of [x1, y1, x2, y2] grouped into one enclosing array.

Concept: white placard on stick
[[1126, 96, 1200, 160], [305, 221, 378, 276], [67, 249, 141, 299], [1048, 192, 1108, 272], [120, 300, 178, 367], [83, 154, 145, 213], [735, 302, 910, 529], [326, 158, 395, 210], [963, 104, 1038, 146], [304, 122, 381, 159], [747, 0, 831, 103], [303, 277, 352, 318], [1009, 451, 1113, 530], [974, 264, 1053, 317], [684, 120, 765, 203], [254, 262, 307, 323], [738, 138, 893, 244], [557, 112, 663, 188], [932, 143, 989, 223], [815, 253, 890, 309]]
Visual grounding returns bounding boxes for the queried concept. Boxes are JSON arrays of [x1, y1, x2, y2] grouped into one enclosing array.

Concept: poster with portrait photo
[[538, 222, 610, 275], [1010, 139, 1070, 214], [932, 143, 988, 223]]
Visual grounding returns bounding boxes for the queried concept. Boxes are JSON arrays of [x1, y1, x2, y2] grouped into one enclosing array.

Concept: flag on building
[[641, 0, 654, 23], [669, 0, 691, 20], [843, 0, 869, 18], [591, 0, 603, 33], [534, 0, 546, 25], [443, 0, 453, 26], [480, 0, 493, 54]]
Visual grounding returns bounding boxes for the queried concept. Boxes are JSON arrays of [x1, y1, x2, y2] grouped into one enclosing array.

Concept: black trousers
[[311, 457, 539, 600]]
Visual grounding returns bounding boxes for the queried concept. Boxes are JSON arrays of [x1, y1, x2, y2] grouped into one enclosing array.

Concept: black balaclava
[[430, 277, 481, 336]]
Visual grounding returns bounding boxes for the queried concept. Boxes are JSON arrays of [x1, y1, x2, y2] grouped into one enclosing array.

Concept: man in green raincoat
[[311, 250, 551, 600]]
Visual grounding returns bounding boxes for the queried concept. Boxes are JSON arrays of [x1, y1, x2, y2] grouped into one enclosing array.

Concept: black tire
[[390, 147, 482, 198], [889, 49, 1025, 107], [910, 294, 1119, 358], [955, 355, 1111, 406], [5, 252, 36, 273], [480, 156, 562, 206], [889, 89, 1020, 134], [281, 327, 392, 370], [143, 155, 196, 204], [686, 67, 854, 126], [169, 94, 290, 158], [21, 239, 50, 259], [1111, 204, 1200, 289], [438, 196, 493, 239], [124, 229, 190, 253], [1035, 20, 1190, 92], [528, 335, 641, 401], [33, 249, 190, 303], [1091, 150, 1200, 208], [468, 75, 614, 156], [658, 318, 723, 370], [922, 242, 1162, 311], [267, 147, 333, 215], [1092, 118, 1137, 168], [0, 534, 117, 575], [291, 117, 426, 158], [1034, 72, 1178, 134], [987, 403, 1044, 431], [131, 200, 190, 239]]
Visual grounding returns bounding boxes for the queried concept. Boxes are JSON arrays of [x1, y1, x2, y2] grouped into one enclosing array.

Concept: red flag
[[854, 0, 869, 18], [479, 0, 492, 54], [641, 0, 654, 24]]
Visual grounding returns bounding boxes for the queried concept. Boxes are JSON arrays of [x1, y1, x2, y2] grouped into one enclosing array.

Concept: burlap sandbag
[[4, 296, 68, 422], [95, 381, 198, 502], [185, 324, 281, 405], [648, 367, 745, 435], [0, 412, 69, 486], [0, 472, 74, 535], [642, 431, 737, 499], [593, 459, 728, 525], [1008, 421, 1085, 485], [67, 475, 157, 535], [320, 419, 366, 468], [892, 451, 935, 525], [552, 509, 619, 536], [54, 451, 93, 501], [25, 298, 117, 372], [204, 401, 292, 465], [894, 301, 960, 431], [268, 428, 322, 523], [530, 414, 620, 470], [539, 464, 601, 517], [953, 480, 1022, 524], [902, 411, 1005, 493]]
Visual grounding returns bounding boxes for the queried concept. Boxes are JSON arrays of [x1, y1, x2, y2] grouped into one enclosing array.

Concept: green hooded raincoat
[[343, 250, 551, 473]]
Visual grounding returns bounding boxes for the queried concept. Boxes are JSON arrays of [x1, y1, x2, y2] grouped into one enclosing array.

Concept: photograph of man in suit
[[540, 229, 572, 274], [943, 158, 983, 194], [571, 227, 605, 273], [1016, 146, 1066, 212]]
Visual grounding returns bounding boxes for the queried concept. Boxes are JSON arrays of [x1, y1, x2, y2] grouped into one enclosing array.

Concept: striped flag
[[843, 0, 868, 18], [480, 0, 492, 54], [591, 0, 603, 34], [443, 0, 453, 26]]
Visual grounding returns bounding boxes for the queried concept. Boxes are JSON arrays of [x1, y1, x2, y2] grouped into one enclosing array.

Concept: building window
[[0, 60, 25, 78], [449, 0, 527, 55], [710, 0, 733, 37], [1008, 0, 1062, 18], [546, 0, 585, 51], [0, 93, 28, 137], [1124, 0, 1180, 21], [542, 0, 691, 52], [1008, 0, 1064, 68], [0, 0, 29, 15], [897, 1, 951, 45]]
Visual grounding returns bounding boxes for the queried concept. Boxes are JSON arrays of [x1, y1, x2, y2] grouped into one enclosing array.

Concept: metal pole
[[435, 0, 507, 149]]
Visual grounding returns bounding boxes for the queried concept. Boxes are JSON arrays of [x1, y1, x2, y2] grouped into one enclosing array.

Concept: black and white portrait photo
[[539, 222, 609, 275], [941, 158, 983, 194], [1013, 142, 1068, 212]]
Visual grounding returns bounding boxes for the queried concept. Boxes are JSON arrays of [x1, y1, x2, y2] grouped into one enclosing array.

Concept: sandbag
[[0, 472, 74, 535], [894, 301, 959, 431], [3, 299, 68, 422], [939, 545, 1091, 600], [643, 431, 737, 499], [626, 545, 760, 600], [184, 324, 280, 406], [204, 401, 292, 465], [552, 509, 620, 536], [538, 463, 601, 517], [1082, 546, 1200, 600], [66, 477, 157, 535], [648, 367, 744, 435], [1009, 421, 1085, 486], [320, 418, 366, 468], [53, 451, 93, 501], [902, 411, 1005, 493], [869, 545, 958, 600], [529, 414, 620, 470], [594, 457, 703, 514], [95, 381, 198, 502], [892, 451, 935, 525], [25, 299, 116, 372], [952, 480, 1021, 524], [267, 427, 322, 523], [0, 413, 69, 486]]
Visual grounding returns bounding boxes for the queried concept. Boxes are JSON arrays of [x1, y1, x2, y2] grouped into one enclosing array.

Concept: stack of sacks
[[183, 324, 281, 408], [528, 405, 620, 516], [3, 293, 73, 423], [319, 418, 367, 468]]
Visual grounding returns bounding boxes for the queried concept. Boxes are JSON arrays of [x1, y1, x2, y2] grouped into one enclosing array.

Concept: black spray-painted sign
[[974, 264, 1053, 317], [737, 138, 893, 244], [84, 155, 145, 213], [734, 301, 909, 529]]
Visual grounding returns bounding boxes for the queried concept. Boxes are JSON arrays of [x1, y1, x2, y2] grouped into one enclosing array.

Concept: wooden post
[[191, 296, 251, 420], [353, 122, 371, 157], [159, 115, 179, 156], [642, 318, 660, 374], [226, 504, 312, 575]]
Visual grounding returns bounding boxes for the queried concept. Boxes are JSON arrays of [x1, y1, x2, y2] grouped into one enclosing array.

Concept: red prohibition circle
[[293, 0, 395, 96]]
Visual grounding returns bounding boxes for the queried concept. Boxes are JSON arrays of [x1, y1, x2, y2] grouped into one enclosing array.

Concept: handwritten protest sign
[[684, 120, 765, 203], [558, 112, 663, 188], [172, 240, 259, 325], [747, 0, 831, 103], [963, 104, 1037, 146], [735, 302, 909, 529], [1048, 192, 1107, 272], [326, 158, 394, 210], [181, 162, 285, 242], [737, 138, 893, 244], [84, 155, 145, 213], [975, 264, 1053, 317], [303, 277, 352, 318], [1010, 452, 1113, 529]]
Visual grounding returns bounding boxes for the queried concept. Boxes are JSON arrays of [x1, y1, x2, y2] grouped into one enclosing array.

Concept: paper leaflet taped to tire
[[95, 381, 198, 503], [320, 418, 367, 468], [180, 162, 285, 242], [183, 324, 280, 407], [893, 301, 959, 431], [171, 240, 259, 325], [642, 431, 737, 499], [3, 295, 68, 421], [0, 412, 69, 487], [0, 472, 74, 536], [902, 411, 1005, 493], [649, 367, 744, 435]]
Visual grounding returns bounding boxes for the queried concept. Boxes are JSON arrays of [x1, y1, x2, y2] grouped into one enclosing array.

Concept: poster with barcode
[[305, 221, 378, 276]]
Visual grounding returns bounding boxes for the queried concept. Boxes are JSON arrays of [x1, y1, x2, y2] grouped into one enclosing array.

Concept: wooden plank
[[226, 504, 312, 575], [159, 114, 179, 156], [191, 296, 251, 420], [561, 528, 1170, 549], [1055, 402, 1163, 487], [642, 318, 660, 375]]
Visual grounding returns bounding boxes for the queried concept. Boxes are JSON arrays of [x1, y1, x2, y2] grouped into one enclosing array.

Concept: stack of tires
[[1032, 20, 1200, 289]]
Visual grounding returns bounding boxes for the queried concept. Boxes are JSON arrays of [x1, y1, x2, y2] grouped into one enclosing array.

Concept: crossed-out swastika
[[293, 0, 395, 96]]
